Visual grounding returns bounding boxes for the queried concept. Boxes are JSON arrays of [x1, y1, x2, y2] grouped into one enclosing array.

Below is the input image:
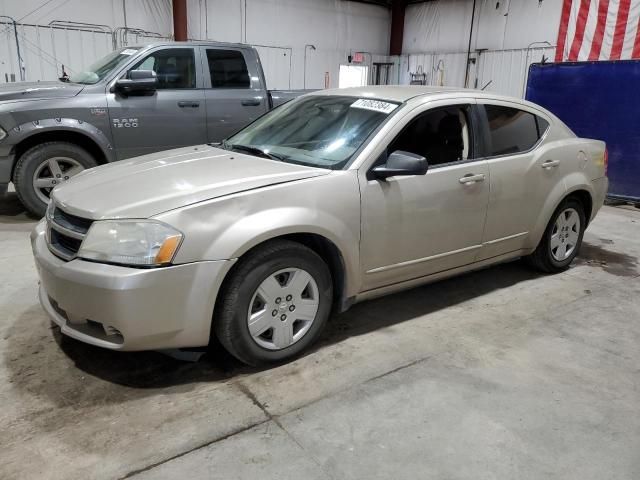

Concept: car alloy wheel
[[550, 207, 581, 261], [32, 156, 85, 204], [247, 267, 320, 350]]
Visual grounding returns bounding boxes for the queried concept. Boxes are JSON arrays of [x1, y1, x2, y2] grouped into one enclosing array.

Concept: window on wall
[[130, 48, 196, 89], [206, 49, 250, 88], [483, 105, 542, 156], [388, 106, 472, 166]]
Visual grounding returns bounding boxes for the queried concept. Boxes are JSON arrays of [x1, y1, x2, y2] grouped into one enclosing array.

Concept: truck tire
[[214, 240, 333, 366], [524, 198, 586, 273], [13, 142, 98, 217]]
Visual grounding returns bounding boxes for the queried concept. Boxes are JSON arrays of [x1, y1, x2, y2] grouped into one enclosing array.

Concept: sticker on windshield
[[350, 98, 398, 114], [121, 49, 137, 56]]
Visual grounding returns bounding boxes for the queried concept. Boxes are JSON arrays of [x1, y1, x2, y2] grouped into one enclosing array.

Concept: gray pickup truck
[[0, 41, 305, 216]]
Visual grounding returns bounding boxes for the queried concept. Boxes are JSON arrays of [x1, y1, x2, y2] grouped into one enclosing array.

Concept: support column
[[173, 0, 188, 41], [389, 0, 407, 56]]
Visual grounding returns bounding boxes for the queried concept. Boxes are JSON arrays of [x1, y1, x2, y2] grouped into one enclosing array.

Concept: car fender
[[10, 117, 115, 162], [215, 206, 359, 292], [526, 171, 595, 250], [156, 173, 362, 298]]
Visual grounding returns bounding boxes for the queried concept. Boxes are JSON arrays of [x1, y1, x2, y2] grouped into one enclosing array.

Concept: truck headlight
[[0, 127, 7, 142], [78, 220, 183, 267]]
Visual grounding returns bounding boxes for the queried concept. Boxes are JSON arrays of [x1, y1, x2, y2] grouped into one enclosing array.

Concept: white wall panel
[[404, 0, 563, 53], [1, 0, 389, 89], [188, 0, 390, 89], [475, 46, 556, 97], [0, 0, 170, 36], [404, 0, 473, 54], [0, 23, 114, 82], [401, 0, 562, 98], [396, 45, 556, 99], [254, 45, 292, 89]]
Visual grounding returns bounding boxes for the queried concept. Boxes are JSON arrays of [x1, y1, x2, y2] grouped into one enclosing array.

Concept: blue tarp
[[526, 60, 640, 201]]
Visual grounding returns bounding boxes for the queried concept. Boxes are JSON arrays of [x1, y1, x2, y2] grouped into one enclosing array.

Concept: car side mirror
[[371, 150, 429, 180], [114, 70, 157, 95]]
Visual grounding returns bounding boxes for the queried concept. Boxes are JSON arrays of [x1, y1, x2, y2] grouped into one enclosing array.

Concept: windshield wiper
[[223, 142, 286, 162]]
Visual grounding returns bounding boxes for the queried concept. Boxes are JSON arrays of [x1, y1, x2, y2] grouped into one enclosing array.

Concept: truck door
[[107, 46, 207, 159], [202, 47, 269, 142]]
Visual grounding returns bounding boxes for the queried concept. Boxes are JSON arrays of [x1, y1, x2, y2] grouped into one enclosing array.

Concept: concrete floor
[[0, 192, 638, 480]]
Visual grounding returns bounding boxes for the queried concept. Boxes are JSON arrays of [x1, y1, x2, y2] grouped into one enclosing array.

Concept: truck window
[[131, 48, 196, 89], [206, 49, 250, 88]]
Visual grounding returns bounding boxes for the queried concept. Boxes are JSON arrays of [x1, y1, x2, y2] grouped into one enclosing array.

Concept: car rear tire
[[13, 142, 98, 217], [524, 197, 586, 273], [213, 240, 333, 366]]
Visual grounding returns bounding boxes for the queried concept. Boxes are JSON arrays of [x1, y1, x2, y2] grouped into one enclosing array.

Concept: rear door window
[[206, 49, 250, 88], [483, 105, 543, 156]]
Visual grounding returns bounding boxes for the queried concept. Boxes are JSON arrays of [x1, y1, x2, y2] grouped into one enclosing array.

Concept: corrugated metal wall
[[394, 46, 556, 98], [0, 0, 390, 90], [0, 21, 170, 83], [475, 46, 557, 98]]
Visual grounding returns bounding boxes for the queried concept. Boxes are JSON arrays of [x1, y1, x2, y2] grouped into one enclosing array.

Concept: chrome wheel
[[550, 207, 581, 261], [247, 268, 319, 350], [32, 157, 85, 204]]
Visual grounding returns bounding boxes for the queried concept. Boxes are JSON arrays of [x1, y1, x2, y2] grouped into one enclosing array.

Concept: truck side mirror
[[371, 150, 429, 180], [114, 70, 157, 95]]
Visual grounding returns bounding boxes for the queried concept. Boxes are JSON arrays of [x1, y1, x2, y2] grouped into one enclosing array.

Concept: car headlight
[[78, 220, 183, 267], [0, 127, 7, 142]]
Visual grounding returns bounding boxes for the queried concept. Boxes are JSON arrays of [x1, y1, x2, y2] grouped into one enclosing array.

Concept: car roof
[[311, 85, 530, 105]]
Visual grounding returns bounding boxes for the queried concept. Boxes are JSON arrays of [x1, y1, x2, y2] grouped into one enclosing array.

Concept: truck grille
[[46, 204, 93, 261]]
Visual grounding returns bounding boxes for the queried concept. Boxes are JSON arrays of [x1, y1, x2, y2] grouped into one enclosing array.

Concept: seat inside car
[[431, 114, 464, 163], [390, 109, 465, 165]]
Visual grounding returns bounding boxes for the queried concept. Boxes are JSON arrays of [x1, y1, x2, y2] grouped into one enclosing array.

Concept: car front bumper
[[31, 220, 235, 351]]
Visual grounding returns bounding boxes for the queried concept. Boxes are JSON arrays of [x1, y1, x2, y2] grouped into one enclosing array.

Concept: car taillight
[[603, 147, 608, 176]]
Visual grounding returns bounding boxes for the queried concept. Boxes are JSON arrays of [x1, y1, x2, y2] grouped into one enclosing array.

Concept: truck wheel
[[13, 142, 98, 217], [214, 240, 333, 366], [524, 198, 586, 273]]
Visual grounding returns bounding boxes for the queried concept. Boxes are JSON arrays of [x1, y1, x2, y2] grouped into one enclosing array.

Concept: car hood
[[0, 81, 84, 102], [52, 146, 331, 219]]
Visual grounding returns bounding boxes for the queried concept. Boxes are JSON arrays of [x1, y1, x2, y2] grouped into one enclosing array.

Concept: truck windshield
[[224, 96, 400, 169], [68, 47, 141, 85]]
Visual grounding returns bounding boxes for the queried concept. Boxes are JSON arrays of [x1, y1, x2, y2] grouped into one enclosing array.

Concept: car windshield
[[223, 95, 400, 169], [68, 47, 141, 84]]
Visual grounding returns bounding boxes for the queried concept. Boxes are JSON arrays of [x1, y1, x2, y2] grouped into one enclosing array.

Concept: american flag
[[555, 0, 640, 61]]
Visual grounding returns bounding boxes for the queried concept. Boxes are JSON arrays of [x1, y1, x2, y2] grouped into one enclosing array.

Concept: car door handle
[[178, 101, 200, 108], [541, 160, 560, 169], [241, 99, 261, 106], [459, 173, 486, 184]]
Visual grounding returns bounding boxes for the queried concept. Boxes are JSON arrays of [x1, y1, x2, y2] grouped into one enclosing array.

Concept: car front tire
[[214, 239, 333, 366], [524, 197, 586, 273], [13, 142, 98, 217]]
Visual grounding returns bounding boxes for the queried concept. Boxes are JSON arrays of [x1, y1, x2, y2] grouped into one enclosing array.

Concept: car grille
[[46, 204, 93, 261]]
